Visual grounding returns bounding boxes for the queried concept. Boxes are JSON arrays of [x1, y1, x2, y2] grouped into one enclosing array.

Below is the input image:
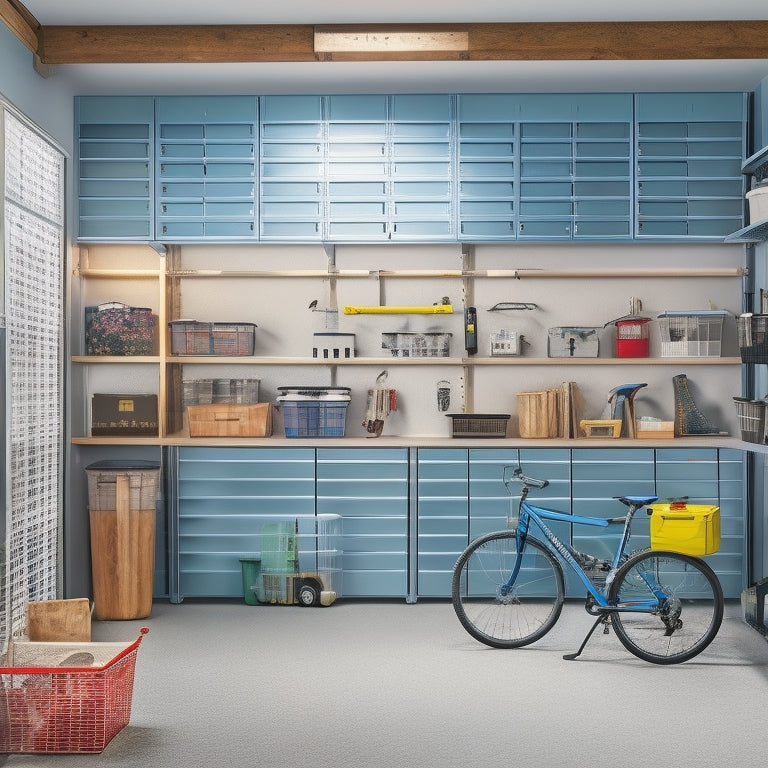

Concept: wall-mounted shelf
[[742, 145, 768, 182], [166, 267, 746, 280], [724, 219, 768, 243], [70, 242, 744, 443], [725, 144, 768, 243]]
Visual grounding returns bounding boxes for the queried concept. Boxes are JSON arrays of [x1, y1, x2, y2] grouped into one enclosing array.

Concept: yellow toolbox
[[648, 502, 720, 556]]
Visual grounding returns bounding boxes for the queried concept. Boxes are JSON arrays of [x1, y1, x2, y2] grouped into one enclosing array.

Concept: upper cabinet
[[259, 94, 455, 242], [76, 96, 155, 241], [635, 93, 747, 240], [259, 95, 324, 241], [457, 93, 633, 241], [75, 92, 748, 244], [155, 96, 258, 241], [328, 94, 455, 242]]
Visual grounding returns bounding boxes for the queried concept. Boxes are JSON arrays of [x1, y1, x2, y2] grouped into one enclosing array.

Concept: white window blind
[[1, 106, 65, 651]]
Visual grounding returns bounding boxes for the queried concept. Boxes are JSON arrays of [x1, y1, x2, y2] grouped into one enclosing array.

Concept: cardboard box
[[91, 394, 158, 436], [187, 403, 272, 437]]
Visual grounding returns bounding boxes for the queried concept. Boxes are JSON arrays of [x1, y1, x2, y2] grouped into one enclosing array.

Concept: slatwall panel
[[1, 108, 65, 651]]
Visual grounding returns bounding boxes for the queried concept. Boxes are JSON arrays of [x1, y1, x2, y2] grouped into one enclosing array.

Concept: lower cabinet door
[[317, 448, 410, 598]]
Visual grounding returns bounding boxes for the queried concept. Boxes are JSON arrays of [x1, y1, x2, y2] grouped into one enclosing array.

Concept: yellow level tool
[[344, 304, 453, 315]]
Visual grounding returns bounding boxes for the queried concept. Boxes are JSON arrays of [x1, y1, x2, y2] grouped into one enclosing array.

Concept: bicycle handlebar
[[503, 465, 549, 490]]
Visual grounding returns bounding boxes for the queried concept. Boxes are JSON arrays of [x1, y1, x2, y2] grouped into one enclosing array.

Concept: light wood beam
[[35, 21, 768, 65], [0, 0, 39, 52]]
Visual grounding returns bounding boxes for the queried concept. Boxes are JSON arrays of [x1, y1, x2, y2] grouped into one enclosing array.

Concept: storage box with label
[[187, 403, 272, 437], [91, 394, 158, 436], [547, 327, 599, 358], [648, 502, 721, 556]]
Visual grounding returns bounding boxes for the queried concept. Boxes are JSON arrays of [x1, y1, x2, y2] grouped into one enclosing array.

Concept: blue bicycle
[[451, 465, 724, 664]]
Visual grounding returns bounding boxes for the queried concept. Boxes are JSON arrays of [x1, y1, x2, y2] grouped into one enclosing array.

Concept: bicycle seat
[[615, 495, 658, 508]]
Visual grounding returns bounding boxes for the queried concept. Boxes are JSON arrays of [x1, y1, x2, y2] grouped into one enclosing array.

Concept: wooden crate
[[187, 403, 272, 437], [26, 599, 91, 642], [517, 390, 560, 438]]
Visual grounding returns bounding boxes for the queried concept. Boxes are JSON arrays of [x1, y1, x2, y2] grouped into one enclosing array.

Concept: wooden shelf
[[75, 268, 161, 279], [156, 355, 742, 366], [166, 267, 746, 280], [72, 355, 161, 364], [71, 434, 744, 449]]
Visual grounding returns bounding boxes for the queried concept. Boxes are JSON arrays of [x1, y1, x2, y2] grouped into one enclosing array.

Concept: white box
[[490, 329, 522, 356], [746, 186, 768, 224], [547, 327, 599, 358]]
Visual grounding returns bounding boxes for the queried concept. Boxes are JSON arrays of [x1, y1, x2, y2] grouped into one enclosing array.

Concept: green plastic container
[[239, 558, 262, 605]]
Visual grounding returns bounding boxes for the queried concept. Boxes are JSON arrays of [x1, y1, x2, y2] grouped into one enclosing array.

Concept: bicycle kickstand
[[563, 614, 611, 661]]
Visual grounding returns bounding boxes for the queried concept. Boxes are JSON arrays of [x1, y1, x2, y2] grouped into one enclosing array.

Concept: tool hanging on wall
[[487, 302, 539, 312], [363, 370, 398, 437], [464, 306, 478, 355], [345, 296, 452, 315]]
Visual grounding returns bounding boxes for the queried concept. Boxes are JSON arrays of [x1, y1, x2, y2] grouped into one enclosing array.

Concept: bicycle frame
[[509, 495, 664, 614]]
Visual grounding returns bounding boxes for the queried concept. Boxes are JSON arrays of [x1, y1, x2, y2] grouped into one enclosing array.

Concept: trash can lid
[[86, 459, 160, 471]]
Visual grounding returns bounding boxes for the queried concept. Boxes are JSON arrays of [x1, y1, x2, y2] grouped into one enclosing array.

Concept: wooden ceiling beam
[[33, 20, 768, 65], [0, 0, 40, 52]]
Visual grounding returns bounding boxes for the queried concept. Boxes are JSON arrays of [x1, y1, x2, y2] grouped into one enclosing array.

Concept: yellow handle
[[343, 305, 453, 315]]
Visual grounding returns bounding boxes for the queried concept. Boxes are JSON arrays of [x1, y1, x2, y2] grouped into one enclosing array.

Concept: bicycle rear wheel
[[451, 530, 565, 648], [608, 549, 723, 664]]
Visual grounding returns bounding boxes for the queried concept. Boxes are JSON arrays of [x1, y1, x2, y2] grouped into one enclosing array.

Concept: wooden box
[[187, 403, 272, 437], [26, 599, 91, 642], [517, 390, 560, 438]]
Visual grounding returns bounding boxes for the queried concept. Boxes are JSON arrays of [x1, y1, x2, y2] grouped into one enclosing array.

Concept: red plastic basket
[[0, 628, 147, 754]]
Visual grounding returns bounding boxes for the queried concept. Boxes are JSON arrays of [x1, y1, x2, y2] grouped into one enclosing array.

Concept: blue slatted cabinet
[[571, 448, 655, 595], [517, 94, 633, 241], [457, 94, 518, 240], [76, 96, 154, 241], [156, 96, 258, 241], [259, 95, 325, 241], [173, 447, 315, 601], [316, 448, 410, 597], [655, 447, 745, 597], [416, 448, 469, 597], [635, 93, 746, 239], [326, 94, 455, 241]]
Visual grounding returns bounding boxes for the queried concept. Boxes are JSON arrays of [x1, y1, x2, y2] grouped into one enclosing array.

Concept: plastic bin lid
[[657, 310, 729, 317], [86, 460, 160, 471]]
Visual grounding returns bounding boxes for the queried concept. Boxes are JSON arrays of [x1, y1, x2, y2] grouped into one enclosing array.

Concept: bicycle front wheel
[[608, 549, 723, 664], [451, 530, 565, 649]]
